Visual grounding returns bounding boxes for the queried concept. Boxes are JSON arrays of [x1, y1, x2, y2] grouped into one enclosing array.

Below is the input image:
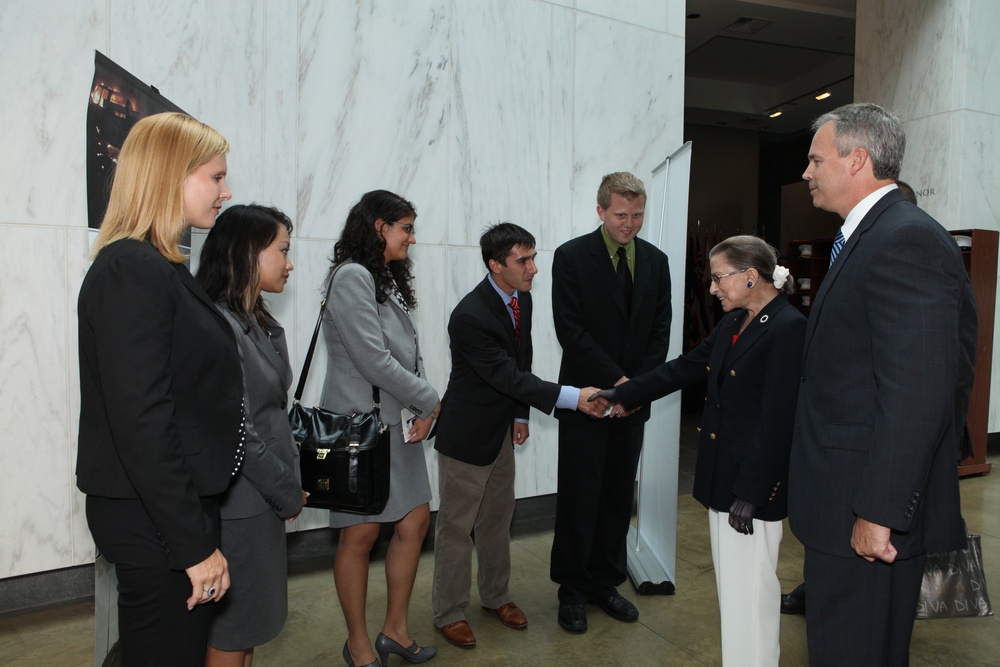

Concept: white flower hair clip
[[772, 265, 790, 289]]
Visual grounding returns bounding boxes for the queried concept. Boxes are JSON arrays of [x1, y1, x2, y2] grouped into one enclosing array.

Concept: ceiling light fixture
[[815, 90, 832, 101], [769, 109, 783, 118]]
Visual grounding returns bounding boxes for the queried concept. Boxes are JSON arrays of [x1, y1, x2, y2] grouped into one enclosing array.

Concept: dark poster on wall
[[86, 51, 187, 238]]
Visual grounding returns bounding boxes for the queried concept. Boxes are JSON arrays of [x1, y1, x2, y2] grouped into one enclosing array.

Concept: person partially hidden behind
[[780, 176, 920, 617], [592, 235, 804, 666], [790, 103, 976, 666], [432, 223, 609, 649]]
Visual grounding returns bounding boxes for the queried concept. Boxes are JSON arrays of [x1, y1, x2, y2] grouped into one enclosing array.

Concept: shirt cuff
[[514, 417, 529, 424], [556, 386, 580, 411]]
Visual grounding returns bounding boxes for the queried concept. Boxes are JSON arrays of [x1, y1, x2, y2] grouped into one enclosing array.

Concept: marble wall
[[0, 0, 685, 578], [856, 0, 1000, 428]]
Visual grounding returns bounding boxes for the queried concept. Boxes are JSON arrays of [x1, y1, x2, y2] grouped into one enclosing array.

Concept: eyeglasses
[[709, 268, 748, 285], [390, 221, 415, 235]]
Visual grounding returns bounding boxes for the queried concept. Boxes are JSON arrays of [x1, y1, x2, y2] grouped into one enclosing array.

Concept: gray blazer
[[320, 262, 438, 425], [218, 306, 303, 520]]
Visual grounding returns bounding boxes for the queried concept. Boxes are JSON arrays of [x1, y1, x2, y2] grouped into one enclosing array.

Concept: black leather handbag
[[289, 269, 390, 514]]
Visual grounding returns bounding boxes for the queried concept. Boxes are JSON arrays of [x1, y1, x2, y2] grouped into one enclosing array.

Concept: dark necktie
[[616, 246, 633, 315], [510, 295, 520, 343], [829, 230, 846, 268]]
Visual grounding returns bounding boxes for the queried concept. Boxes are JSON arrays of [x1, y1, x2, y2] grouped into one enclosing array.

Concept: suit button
[[280, 401, 287, 410], [730, 370, 736, 377], [706, 366, 711, 373], [709, 433, 717, 440], [696, 427, 702, 433], [800, 376, 806, 383]]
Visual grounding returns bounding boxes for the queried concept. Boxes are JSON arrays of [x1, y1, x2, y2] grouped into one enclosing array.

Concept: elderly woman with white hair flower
[[591, 235, 805, 667]]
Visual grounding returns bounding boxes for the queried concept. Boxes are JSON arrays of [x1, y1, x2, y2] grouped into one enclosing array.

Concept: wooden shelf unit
[[953, 229, 996, 477], [784, 238, 833, 314]]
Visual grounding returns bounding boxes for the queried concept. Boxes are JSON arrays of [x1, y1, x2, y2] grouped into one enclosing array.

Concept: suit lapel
[[247, 320, 292, 390], [726, 297, 787, 366], [587, 228, 629, 318], [708, 312, 742, 392], [804, 190, 903, 354], [478, 278, 518, 349], [630, 242, 652, 322], [174, 262, 233, 335], [384, 288, 416, 334]]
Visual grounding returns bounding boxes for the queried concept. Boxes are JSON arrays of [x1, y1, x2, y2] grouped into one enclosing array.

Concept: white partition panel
[[627, 142, 692, 593]]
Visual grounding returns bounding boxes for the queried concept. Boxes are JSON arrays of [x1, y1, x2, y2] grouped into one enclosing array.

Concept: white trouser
[[708, 508, 783, 667]]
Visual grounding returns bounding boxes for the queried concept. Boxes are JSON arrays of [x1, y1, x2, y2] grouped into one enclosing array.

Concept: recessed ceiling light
[[815, 91, 832, 101], [769, 110, 783, 118]]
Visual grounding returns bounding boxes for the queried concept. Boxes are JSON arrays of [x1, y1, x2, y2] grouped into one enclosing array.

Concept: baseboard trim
[[0, 494, 559, 616]]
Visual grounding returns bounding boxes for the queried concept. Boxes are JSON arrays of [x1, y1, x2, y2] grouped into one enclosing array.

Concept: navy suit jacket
[[434, 277, 561, 466], [788, 189, 977, 558], [617, 296, 805, 520]]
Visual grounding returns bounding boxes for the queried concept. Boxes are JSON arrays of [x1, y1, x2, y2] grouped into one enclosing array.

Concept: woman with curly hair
[[321, 190, 440, 667]]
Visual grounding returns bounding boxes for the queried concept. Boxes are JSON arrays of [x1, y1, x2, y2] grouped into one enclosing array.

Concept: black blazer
[[552, 228, 672, 425], [434, 277, 561, 466], [616, 296, 805, 520], [788, 189, 977, 558], [77, 239, 244, 569]]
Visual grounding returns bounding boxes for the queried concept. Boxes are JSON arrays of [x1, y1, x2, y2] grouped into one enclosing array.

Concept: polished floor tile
[[2, 462, 998, 666]]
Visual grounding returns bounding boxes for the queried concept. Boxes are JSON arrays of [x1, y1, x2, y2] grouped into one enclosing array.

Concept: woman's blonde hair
[[92, 112, 229, 263]]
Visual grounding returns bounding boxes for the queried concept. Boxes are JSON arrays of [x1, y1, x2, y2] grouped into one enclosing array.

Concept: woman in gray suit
[[322, 190, 440, 667], [197, 204, 308, 666]]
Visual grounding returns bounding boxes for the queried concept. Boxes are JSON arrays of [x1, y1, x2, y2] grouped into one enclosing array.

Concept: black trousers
[[804, 546, 926, 667], [550, 417, 644, 603], [87, 496, 220, 667]]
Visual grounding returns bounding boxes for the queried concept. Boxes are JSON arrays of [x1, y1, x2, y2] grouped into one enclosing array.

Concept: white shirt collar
[[840, 183, 898, 241]]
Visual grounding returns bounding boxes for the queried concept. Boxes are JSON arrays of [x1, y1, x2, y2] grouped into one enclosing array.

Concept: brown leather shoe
[[483, 601, 528, 629], [437, 620, 476, 648]]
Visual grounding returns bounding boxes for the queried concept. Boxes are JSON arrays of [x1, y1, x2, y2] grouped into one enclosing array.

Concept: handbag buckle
[[316, 448, 330, 460], [317, 478, 330, 492]]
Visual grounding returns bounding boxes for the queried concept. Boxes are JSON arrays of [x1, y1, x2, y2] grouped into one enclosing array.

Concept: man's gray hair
[[812, 103, 905, 181]]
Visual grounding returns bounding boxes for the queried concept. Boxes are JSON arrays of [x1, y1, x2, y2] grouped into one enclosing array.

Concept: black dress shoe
[[558, 602, 588, 633], [781, 582, 806, 615], [590, 592, 639, 622]]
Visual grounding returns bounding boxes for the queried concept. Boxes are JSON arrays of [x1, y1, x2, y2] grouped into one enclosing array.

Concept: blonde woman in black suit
[[77, 112, 243, 666], [197, 204, 308, 666], [592, 235, 805, 667]]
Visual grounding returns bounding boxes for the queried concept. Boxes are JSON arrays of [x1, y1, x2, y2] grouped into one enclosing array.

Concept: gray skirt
[[329, 426, 432, 528], [208, 511, 288, 650]]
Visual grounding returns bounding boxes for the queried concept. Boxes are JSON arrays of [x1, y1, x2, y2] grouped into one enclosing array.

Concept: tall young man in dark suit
[[432, 223, 608, 649], [790, 103, 977, 666], [549, 172, 672, 633]]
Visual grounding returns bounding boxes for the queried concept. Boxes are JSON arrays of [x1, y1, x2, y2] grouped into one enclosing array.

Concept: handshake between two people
[[579, 381, 641, 419]]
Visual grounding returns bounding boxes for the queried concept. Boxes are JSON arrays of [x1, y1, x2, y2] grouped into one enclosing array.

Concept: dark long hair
[[197, 204, 293, 331], [328, 190, 417, 308]]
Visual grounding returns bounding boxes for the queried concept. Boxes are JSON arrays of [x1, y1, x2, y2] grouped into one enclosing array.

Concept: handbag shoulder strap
[[293, 262, 381, 410]]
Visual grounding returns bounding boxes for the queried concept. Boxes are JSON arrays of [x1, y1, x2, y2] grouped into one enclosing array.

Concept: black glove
[[728, 497, 757, 535], [587, 388, 619, 403]]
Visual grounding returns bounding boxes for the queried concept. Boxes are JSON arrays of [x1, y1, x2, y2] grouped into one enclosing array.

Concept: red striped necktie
[[510, 295, 521, 342]]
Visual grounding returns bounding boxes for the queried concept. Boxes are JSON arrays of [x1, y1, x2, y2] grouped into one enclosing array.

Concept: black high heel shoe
[[343, 641, 380, 667], [375, 632, 437, 665]]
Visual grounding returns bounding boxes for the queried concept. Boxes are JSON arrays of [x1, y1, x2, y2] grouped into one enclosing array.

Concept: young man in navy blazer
[[432, 223, 608, 649], [790, 103, 977, 666]]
